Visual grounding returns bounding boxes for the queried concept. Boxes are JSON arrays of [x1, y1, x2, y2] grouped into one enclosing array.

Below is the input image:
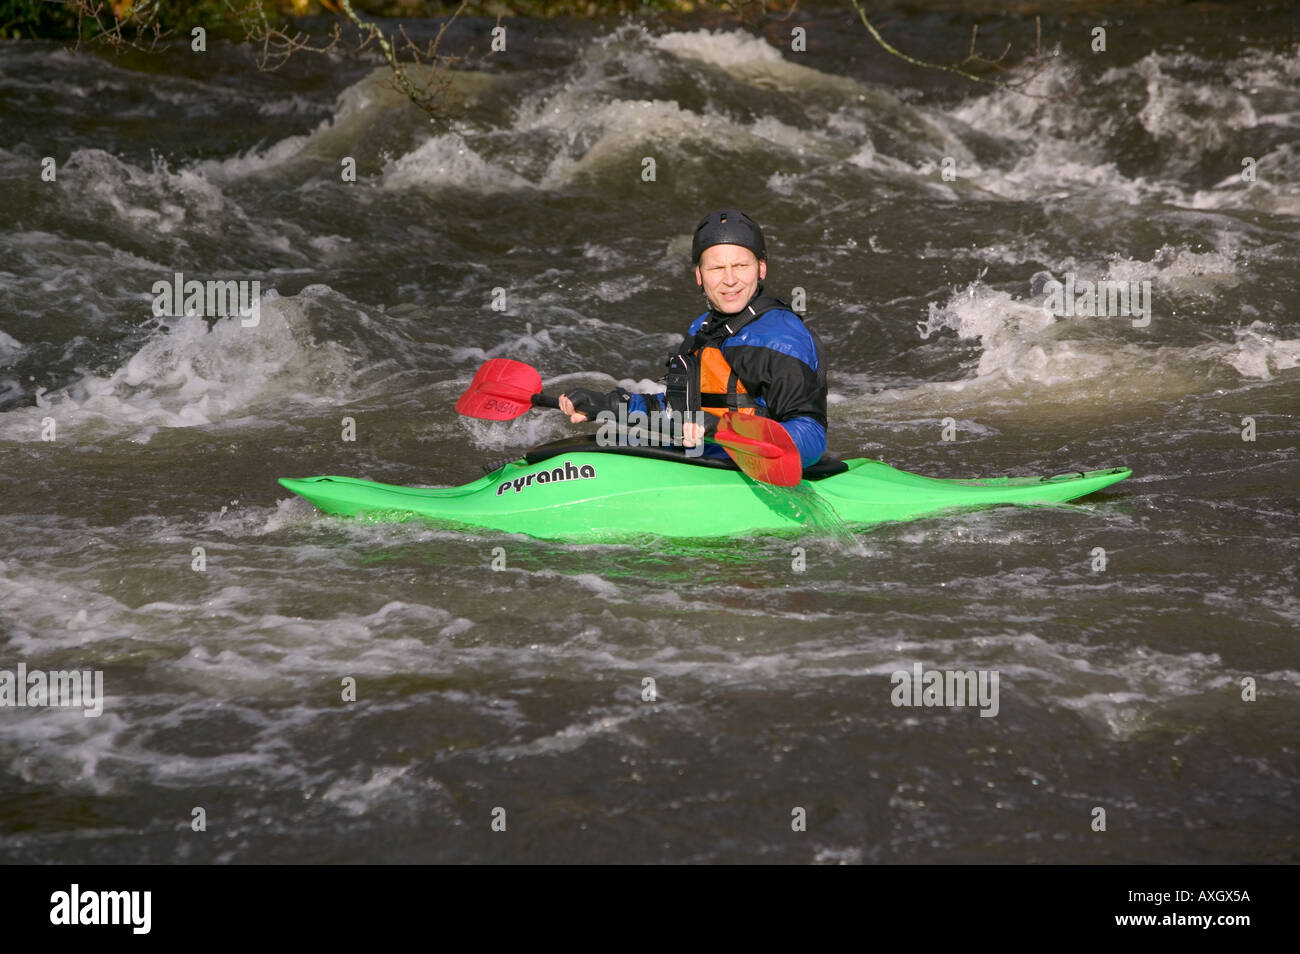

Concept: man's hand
[[682, 420, 705, 447], [559, 388, 624, 424], [558, 392, 588, 423]]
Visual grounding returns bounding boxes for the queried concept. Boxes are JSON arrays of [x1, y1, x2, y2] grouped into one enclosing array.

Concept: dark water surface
[[0, 5, 1297, 863]]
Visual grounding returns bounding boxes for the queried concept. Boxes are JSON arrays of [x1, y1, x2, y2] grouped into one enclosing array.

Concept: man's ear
[[758, 260, 767, 281], [694, 266, 702, 286]]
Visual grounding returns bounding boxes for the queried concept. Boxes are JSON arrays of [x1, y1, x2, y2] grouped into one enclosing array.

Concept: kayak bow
[[278, 438, 1131, 541]]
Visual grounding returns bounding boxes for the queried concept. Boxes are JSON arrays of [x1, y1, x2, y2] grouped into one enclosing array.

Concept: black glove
[[564, 387, 630, 419]]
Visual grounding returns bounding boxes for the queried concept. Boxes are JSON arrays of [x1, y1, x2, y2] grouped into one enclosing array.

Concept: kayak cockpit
[[522, 434, 849, 481]]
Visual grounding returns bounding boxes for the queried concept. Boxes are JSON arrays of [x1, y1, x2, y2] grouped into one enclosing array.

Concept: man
[[558, 209, 828, 467]]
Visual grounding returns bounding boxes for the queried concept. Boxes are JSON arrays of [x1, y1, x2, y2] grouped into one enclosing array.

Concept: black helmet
[[691, 209, 766, 264]]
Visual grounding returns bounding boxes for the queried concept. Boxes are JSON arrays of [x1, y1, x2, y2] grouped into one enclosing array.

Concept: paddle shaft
[[458, 359, 802, 484], [530, 390, 707, 449], [528, 391, 796, 469]]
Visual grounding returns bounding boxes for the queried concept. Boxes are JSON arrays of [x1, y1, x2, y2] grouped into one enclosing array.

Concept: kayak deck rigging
[[522, 434, 850, 480]]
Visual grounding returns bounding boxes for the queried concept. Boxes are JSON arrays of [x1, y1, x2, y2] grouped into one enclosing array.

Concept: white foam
[[65, 148, 226, 234], [651, 28, 786, 67], [570, 573, 621, 598], [382, 132, 532, 193], [191, 66, 509, 183], [484, 708, 646, 761], [1226, 321, 1300, 380], [321, 766, 414, 816], [4, 709, 130, 796], [195, 132, 315, 182], [895, 229, 1263, 405], [947, 51, 1297, 211], [1134, 52, 1258, 150], [508, 27, 959, 189], [1190, 142, 1300, 216], [0, 291, 355, 441], [535, 98, 715, 188], [460, 414, 569, 453], [918, 284, 1073, 386], [948, 59, 1088, 144]]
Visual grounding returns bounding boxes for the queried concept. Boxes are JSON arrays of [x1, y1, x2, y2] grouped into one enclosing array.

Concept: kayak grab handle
[[1040, 471, 1087, 482]]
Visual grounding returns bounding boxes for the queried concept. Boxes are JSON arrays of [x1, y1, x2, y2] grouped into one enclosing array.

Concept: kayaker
[[558, 209, 829, 467]]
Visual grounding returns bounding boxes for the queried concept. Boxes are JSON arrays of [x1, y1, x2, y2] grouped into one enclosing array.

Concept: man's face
[[695, 244, 766, 314]]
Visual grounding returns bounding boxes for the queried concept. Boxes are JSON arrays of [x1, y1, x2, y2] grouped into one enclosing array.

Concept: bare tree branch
[[64, 0, 476, 118], [73, 0, 171, 53], [849, 0, 1070, 101], [711, 0, 800, 29], [336, 0, 471, 117], [222, 0, 343, 71]]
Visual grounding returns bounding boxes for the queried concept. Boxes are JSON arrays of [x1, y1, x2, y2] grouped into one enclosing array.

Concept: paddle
[[456, 358, 803, 487]]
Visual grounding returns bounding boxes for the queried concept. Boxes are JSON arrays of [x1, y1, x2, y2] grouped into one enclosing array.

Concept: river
[[0, 4, 1296, 863]]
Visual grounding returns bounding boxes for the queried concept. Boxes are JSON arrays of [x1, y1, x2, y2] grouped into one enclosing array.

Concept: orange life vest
[[697, 344, 761, 418], [664, 294, 788, 420]]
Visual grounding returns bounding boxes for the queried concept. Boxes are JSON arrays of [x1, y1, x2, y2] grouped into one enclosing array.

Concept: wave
[[0, 290, 355, 442]]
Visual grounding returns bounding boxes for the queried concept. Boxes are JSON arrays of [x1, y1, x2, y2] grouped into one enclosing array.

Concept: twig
[[336, 0, 470, 116], [849, 0, 1063, 101], [714, 0, 800, 28], [221, 0, 342, 72], [71, 0, 170, 54]]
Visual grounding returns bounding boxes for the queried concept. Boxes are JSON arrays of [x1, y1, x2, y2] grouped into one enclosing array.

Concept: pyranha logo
[[496, 459, 596, 495]]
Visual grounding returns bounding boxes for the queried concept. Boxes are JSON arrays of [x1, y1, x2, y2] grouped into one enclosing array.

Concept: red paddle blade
[[455, 359, 544, 420], [712, 412, 803, 487]]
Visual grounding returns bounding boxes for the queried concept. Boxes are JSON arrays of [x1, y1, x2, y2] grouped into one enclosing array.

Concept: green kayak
[[278, 436, 1130, 541]]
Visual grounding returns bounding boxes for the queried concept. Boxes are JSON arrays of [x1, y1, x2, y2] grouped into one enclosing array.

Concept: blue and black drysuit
[[623, 286, 828, 467]]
